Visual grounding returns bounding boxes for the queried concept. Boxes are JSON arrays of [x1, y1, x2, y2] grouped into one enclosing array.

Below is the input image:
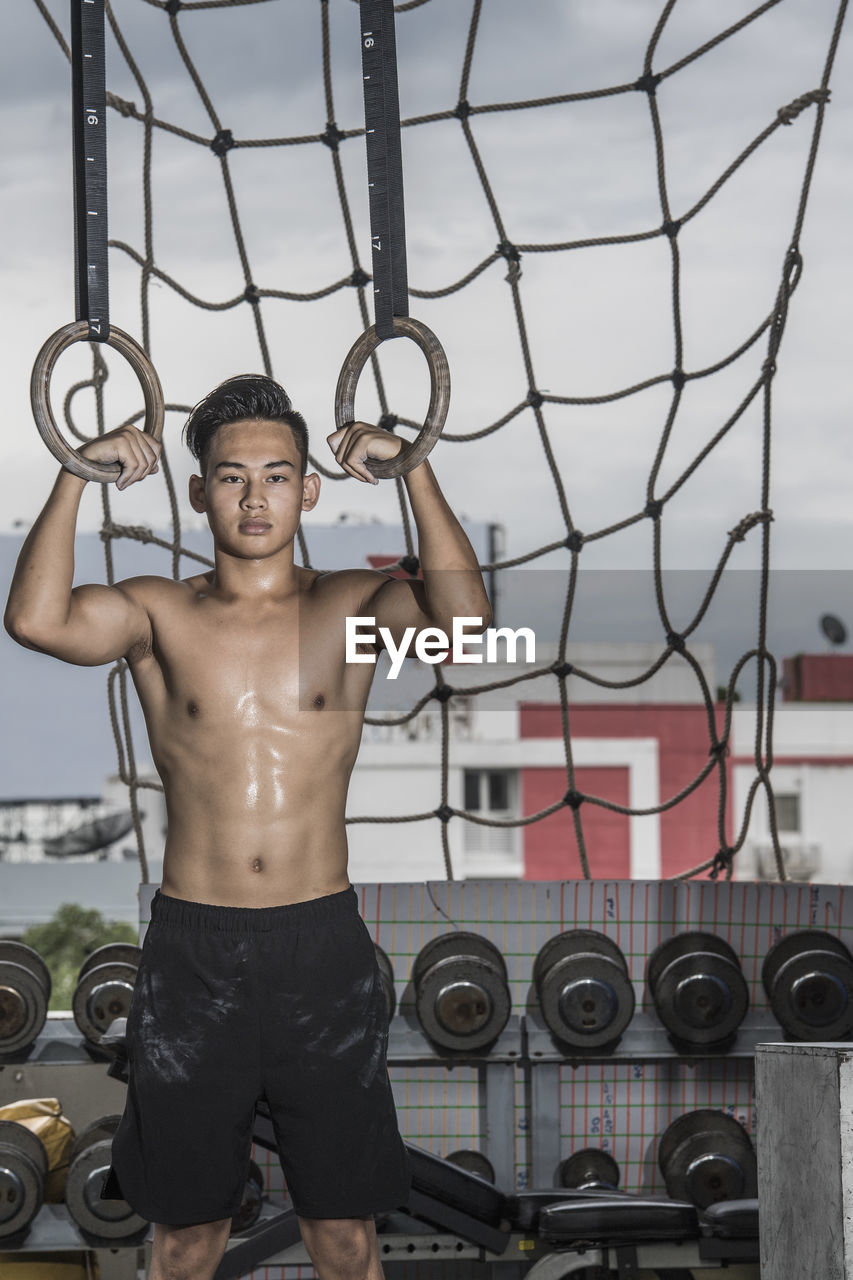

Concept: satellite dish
[[42, 810, 135, 858], [820, 613, 848, 647]]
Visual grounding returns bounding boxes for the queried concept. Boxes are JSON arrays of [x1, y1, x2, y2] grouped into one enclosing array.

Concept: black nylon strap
[[359, 0, 409, 339], [71, 0, 110, 341]]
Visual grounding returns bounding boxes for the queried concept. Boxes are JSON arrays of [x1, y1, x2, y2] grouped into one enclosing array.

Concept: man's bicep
[[55, 583, 152, 666], [367, 576, 430, 644]]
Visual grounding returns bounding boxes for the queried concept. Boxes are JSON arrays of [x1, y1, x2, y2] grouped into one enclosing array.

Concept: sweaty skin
[[5, 416, 491, 908], [120, 553, 395, 906]]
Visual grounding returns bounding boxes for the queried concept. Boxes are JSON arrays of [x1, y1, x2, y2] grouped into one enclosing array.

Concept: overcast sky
[[0, 0, 851, 805], [2, 0, 851, 575]]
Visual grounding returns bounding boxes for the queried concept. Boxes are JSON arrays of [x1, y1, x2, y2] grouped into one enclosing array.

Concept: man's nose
[[240, 483, 266, 508]]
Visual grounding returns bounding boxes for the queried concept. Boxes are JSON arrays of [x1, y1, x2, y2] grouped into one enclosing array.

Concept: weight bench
[[523, 1194, 759, 1278], [209, 1105, 513, 1279], [698, 1198, 759, 1264], [252, 1100, 511, 1255]]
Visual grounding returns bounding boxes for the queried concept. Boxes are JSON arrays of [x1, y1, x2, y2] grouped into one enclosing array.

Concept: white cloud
[[1, 0, 850, 576]]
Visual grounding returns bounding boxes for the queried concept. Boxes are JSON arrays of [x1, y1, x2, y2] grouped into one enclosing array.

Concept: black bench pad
[[406, 1144, 507, 1227], [700, 1198, 759, 1239], [508, 1189, 627, 1232], [539, 1196, 699, 1246]]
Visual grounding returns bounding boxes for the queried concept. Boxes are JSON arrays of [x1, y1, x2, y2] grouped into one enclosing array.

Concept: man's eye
[[268, 474, 288, 482], [223, 475, 242, 483]]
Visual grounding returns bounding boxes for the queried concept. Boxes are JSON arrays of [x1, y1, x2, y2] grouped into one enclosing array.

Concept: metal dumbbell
[[646, 932, 749, 1050], [65, 1114, 148, 1244], [559, 1148, 620, 1191], [231, 1159, 265, 1234], [534, 931, 635, 1050], [762, 930, 853, 1040], [658, 1111, 757, 1208], [445, 1149, 495, 1183], [72, 943, 142, 1046], [375, 944, 396, 1022], [413, 932, 511, 1051], [0, 1119, 48, 1239], [0, 941, 52, 1055]]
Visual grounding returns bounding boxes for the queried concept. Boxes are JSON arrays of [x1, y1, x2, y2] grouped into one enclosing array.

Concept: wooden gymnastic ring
[[30, 321, 165, 484], [334, 316, 450, 478]]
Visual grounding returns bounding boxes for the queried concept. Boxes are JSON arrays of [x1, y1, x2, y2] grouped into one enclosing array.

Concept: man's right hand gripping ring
[[31, 322, 165, 483], [334, 317, 450, 478]]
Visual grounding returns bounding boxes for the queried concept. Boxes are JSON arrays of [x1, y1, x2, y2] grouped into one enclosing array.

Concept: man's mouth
[[239, 519, 271, 534]]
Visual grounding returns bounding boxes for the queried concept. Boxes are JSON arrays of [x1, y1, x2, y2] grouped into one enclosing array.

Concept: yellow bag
[[0, 1098, 75, 1202], [0, 1253, 99, 1279]]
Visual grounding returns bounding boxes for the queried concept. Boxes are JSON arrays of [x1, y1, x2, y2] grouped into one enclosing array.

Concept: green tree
[[22, 903, 137, 1012]]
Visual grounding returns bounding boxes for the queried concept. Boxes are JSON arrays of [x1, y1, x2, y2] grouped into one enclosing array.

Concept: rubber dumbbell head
[[559, 1147, 621, 1191], [646, 932, 749, 1050], [65, 1114, 148, 1244], [445, 1149, 495, 1183], [0, 1119, 48, 1239], [0, 942, 51, 1055], [413, 932, 510, 1052], [762, 930, 853, 1040], [72, 960, 138, 1046], [535, 930, 635, 1050], [658, 1110, 756, 1208], [374, 943, 396, 1022]]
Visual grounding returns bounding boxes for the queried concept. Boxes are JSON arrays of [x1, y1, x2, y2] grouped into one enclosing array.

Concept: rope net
[[32, 0, 848, 883]]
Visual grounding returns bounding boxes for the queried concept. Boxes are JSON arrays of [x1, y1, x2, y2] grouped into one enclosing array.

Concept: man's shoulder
[[305, 566, 394, 606], [115, 572, 208, 607]]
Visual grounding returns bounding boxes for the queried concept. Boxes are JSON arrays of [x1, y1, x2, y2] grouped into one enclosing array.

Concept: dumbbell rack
[[525, 1005, 782, 1189], [0, 1020, 142, 1279], [363, 879, 853, 1200], [220, 872, 835, 1280], [5, 878, 853, 1280]]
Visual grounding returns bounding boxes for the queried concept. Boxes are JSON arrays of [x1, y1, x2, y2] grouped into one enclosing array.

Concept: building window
[[773, 793, 801, 834], [462, 769, 517, 858]]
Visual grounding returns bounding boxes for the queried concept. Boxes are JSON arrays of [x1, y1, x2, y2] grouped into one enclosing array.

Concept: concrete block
[[756, 1042, 853, 1279]]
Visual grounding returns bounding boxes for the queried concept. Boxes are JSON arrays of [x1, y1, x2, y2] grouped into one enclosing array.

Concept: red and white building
[[346, 646, 853, 884]]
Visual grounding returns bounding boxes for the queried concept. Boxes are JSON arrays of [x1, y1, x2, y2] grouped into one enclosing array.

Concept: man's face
[[188, 418, 319, 558]]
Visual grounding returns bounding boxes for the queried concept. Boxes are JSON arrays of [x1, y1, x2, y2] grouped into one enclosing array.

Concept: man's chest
[[139, 598, 363, 713]]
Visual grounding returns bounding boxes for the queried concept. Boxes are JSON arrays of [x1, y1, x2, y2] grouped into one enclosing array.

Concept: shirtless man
[[4, 374, 491, 1280]]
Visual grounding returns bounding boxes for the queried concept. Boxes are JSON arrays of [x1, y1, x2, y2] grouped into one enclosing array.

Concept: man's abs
[[152, 732, 357, 906], [159, 822, 352, 909], [120, 575, 374, 907]]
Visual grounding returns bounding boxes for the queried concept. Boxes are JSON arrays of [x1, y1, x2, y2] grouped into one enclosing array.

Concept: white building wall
[[732, 704, 853, 882], [731, 703, 853, 757], [346, 735, 662, 883], [354, 672, 853, 885], [345, 761, 450, 883], [346, 641, 710, 882]]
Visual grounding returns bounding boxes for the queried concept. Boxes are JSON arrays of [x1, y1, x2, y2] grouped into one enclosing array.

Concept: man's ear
[[301, 472, 321, 512], [188, 474, 206, 513]]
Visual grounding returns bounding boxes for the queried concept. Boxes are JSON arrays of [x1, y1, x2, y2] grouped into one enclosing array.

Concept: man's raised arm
[[327, 423, 492, 639], [4, 425, 160, 666]]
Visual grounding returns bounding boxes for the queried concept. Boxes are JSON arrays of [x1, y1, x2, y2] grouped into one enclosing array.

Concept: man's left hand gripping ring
[[31, 322, 165, 484]]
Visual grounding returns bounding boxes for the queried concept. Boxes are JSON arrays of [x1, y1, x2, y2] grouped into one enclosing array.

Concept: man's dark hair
[[183, 374, 309, 475]]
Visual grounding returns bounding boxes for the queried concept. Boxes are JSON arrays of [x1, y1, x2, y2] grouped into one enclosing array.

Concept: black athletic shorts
[[104, 886, 411, 1225]]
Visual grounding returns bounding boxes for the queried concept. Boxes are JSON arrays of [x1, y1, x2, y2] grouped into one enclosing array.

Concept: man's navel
[[313, 693, 325, 710], [251, 857, 263, 874]]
